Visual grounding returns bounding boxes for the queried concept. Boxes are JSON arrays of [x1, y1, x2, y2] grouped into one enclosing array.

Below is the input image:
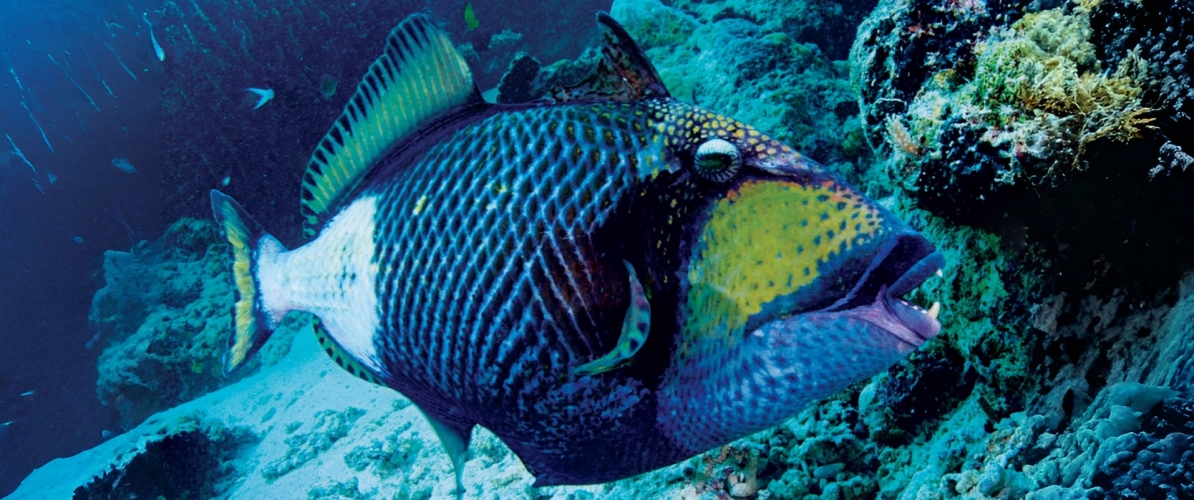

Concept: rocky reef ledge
[[10, 325, 693, 499]]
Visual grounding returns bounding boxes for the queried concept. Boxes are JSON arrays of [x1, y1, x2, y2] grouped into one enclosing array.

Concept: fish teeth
[[927, 301, 941, 319]]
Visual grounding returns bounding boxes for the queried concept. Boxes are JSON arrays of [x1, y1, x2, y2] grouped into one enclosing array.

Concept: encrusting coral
[[857, 2, 1154, 199]]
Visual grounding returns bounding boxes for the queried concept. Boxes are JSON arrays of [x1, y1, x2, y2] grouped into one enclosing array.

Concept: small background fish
[[110, 157, 135, 173]]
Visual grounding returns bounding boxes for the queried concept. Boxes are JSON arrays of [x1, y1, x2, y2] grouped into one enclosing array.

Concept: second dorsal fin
[[550, 12, 670, 103], [300, 14, 483, 238]]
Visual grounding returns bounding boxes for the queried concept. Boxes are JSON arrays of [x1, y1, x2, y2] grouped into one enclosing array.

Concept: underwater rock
[[496, 52, 541, 104], [90, 218, 299, 429], [861, 345, 977, 444], [760, 398, 881, 499], [852, 0, 1194, 292], [1088, 398, 1194, 499], [999, 276, 1194, 499], [1019, 382, 1184, 498], [73, 428, 254, 499], [659, 0, 877, 61]]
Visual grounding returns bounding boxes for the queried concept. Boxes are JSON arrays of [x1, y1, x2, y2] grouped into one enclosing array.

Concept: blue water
[[0, 1, 162, 494]]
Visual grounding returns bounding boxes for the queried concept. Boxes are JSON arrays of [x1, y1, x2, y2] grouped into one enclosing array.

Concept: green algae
[[879, 5, 1154, 188], [973, 8, 1152, 160]]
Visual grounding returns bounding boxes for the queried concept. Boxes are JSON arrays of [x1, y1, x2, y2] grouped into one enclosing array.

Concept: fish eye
[[693, 139, 741, 183]]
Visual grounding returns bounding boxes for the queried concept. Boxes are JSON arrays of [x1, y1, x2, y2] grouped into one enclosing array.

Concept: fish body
[[464, 3, 479, 31], [319, 74, 337, 98], [21, 101, 53, 153], [5, 133, 36, 175], [211, 13, 944, 489], [9, 64, 22, 90]]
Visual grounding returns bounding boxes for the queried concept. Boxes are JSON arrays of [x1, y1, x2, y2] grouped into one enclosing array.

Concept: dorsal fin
[[549, 12, 670, 103], [300, 14, 483, 237]]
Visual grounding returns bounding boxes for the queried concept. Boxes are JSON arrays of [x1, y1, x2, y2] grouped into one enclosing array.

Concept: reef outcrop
[[851, 0, 1194, 292], [89, 218, 300, 430]]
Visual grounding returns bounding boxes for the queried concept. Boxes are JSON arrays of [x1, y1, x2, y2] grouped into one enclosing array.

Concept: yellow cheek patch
[[684, 179, 883, 341]]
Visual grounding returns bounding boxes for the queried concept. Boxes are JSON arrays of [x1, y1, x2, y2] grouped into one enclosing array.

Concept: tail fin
[[210, 190, 280, 375]]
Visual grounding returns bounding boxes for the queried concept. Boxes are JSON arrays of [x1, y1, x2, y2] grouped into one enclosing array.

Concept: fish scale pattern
[[369, 101, 655, 430]]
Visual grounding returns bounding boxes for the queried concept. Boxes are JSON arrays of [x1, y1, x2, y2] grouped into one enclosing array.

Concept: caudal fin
[[210, 189, 280, 375]]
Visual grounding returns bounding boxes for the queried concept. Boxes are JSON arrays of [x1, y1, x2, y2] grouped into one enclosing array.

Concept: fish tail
[[210, 189, 281, 375]]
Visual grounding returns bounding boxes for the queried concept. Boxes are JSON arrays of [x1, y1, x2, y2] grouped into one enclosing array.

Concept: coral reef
[[1089, 0, 1194, 126], [853, 0, 1156, 203], [90, 218, 300, 429], [851, 0, 1194, 291]]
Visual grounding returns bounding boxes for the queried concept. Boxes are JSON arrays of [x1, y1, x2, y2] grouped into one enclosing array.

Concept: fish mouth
[[828, 235, 945, 346], [876, 256, 944, 346]]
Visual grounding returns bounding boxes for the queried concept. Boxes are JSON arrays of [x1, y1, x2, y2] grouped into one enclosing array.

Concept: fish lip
[[828, 250, 944, 346], [833, 284, 939, 348], [825, 235, 943, 315], [879, 250, 945, 344], [887, 251, 945, 298], [880, 287, 942, 345]]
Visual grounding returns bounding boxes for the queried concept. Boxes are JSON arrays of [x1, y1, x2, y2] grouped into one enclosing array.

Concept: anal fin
[[574, 261, 651, 376], [313, 319, 383, 386], [418, 408, 475, 499]]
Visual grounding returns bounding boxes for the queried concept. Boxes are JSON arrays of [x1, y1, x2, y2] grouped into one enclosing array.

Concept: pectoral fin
[[574, 261, 651, 376]]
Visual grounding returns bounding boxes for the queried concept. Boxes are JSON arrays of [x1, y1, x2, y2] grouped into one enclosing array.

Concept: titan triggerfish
[[209, 12, 945, 492]]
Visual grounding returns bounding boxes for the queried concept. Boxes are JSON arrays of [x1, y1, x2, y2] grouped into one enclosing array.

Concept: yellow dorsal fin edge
[[300, 14, 481, 237]]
